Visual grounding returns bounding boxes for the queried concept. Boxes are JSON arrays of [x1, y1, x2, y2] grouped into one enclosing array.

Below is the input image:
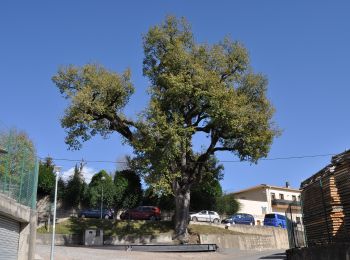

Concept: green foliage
[[142, 187, 175, 210], [57, 177, 66, 201], [53, 15, 279, 236], [64, 164, 87, 208], [190, 156, 223, 211], [216, 193, 241, 216], [52, 64, 134, 150], [37, 157, 55, 197], [88, 170, 115, 208], [0, 128, 36, 179], [114, 169, 142, 210]]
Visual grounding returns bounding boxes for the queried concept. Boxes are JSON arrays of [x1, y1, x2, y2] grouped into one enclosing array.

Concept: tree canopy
[[114, 169, 142, 210], [37, 157, 55, 197], [64, 163, 87, 208], [88, 170, 115, 208], [53, 16, 278, 240], [0, 128, 36, 178]]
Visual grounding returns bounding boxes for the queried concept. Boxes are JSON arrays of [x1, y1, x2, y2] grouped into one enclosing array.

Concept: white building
[[232, 183, 302, 226]]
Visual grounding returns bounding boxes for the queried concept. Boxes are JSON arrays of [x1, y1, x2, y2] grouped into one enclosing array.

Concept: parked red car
[[120, 206, 161, 221]]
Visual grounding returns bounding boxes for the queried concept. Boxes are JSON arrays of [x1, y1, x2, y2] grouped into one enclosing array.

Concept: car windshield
[[265, 214, 276, 219]]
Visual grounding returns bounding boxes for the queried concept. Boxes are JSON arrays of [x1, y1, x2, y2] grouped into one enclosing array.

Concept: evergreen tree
[[114, 169, 142, 210], [37, 157, 55, 197]]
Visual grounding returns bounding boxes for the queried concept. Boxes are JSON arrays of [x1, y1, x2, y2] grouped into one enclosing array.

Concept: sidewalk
[[35, 244, 286, 260]]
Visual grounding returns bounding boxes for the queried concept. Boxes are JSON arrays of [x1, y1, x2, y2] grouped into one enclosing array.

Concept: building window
[[296, 217, 301, 224], [298, 195, 301, 201], [292, 195, 296, 201], [279, 194, 284, 200], [271, 193, 275, 200], [261, 206, 267, 215]]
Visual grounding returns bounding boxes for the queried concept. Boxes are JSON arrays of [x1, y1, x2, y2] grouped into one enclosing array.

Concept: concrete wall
[[0, 193, 37, 260], [36, 232, 174, 245], [193, 222, 289, 250], [105, 232, 174, 245], [200, 233, 277, 250]]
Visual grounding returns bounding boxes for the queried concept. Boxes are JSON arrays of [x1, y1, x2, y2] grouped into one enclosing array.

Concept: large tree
[[52, 16, 278, 241]]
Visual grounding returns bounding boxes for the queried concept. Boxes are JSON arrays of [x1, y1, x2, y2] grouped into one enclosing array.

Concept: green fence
[[0, 130, 39, 209]]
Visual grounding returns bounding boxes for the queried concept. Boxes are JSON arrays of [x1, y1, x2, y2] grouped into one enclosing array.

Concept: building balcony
[[271, 199, 301, 209]]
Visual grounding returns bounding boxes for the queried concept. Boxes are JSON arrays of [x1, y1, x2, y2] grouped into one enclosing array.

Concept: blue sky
[[1, 1, 350, 192]]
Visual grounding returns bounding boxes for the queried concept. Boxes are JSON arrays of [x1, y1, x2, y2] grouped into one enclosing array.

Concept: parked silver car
[[190, 210, 220, 224]]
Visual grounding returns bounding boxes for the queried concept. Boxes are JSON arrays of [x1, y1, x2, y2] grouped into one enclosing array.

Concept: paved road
[[35, 245, 286, 260]]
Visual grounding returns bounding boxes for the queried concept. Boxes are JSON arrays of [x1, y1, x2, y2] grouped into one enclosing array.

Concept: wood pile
[[301, 150, 350, 245]]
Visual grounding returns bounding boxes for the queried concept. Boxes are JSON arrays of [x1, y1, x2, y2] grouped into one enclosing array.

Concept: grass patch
[[37, 217, 174, 237], [37, 218, 243, 239], [188, 224, 243, 235]]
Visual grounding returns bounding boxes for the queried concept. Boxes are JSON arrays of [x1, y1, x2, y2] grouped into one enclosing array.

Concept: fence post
[[289, 204, 297, 247], [31, 159, 39, 209], [19, 154, 25, 203]]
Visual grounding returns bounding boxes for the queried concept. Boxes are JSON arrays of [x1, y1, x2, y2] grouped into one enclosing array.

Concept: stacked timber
[[301, 150, 350, 245], [332, 152, 350, 239]]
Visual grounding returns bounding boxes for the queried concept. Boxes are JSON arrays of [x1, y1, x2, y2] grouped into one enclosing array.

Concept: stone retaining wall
[[37, 223, 289, 250], [36, 232, 174, 245], [194, 222, 289, 250]]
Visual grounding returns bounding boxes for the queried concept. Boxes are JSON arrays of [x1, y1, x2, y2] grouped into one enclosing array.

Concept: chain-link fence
[[0, 129, 39, 209]]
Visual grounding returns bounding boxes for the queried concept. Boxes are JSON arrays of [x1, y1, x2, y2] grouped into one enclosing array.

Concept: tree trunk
[[173, 185, 191, 243]]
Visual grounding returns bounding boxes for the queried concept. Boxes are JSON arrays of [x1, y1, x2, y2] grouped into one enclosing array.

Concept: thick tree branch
[[195, 122, 212, 133], [220, 66, 239, 83], [212, 146, 235, 152], [188, 130, 219, 184]]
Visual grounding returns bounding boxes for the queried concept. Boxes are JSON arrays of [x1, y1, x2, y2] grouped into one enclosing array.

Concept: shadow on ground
[[259, 252, 286, 259]]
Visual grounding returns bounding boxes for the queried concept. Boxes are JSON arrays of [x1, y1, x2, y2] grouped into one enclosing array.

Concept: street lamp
[[100, 176, 106, 219], [50, 165, 62, 260]]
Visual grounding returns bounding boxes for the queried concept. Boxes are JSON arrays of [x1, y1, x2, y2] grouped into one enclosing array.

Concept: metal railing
[[272, 199, 301, 206]]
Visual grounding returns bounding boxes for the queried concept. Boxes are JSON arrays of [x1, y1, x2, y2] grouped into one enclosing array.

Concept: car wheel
[[213, 219, 219, 224], [192, 217, 198, 222], [104, 215, 109, 219], [81, 214, 85, 218], [278, 224, 282, 228], [150, 216, 156, 221], [250, 222, 253, 226]]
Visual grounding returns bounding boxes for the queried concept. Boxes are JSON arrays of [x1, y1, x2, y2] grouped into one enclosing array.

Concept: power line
[[38, 152, 338, 165]]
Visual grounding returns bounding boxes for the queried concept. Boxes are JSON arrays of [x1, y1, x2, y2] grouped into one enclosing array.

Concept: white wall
[[235, 188, 267, 202], [236, 199, 269, 225]]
